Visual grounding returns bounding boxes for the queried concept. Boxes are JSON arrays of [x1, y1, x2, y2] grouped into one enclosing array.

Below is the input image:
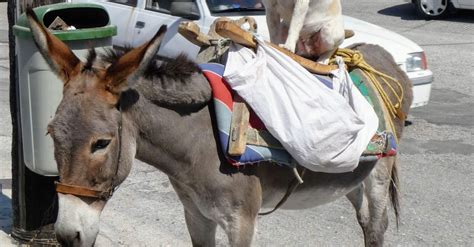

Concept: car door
[[457, 0, 474, 8], [132, 0, 202, 59], [92, 0, 140, 47]]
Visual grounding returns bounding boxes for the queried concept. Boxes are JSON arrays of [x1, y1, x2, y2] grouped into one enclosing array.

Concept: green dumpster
[[13, 3, 117, 176]]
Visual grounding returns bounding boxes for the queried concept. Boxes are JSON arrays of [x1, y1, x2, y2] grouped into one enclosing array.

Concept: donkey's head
[[26, 8, 166, 246]]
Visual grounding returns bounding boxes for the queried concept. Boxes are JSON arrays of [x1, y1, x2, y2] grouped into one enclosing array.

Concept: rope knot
[[349, 51, 363, 67]]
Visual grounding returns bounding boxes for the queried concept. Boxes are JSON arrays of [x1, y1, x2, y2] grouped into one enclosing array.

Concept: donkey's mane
[[143, 54, 201, 80], [82, 49, 97, 73], [101, 47, 127, 65], [101, 47, 211, 109], [101, 47, 201, 81]]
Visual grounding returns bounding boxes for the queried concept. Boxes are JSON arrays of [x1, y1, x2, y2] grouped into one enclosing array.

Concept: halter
[[55, 106, 123, 200]]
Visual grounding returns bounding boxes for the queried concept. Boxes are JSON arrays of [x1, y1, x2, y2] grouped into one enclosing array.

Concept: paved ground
[[0, 0, 473, 246], [0, 2, 14, 245]]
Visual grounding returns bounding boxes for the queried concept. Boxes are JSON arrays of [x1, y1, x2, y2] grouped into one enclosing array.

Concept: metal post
[[8, 0, 64, 244]]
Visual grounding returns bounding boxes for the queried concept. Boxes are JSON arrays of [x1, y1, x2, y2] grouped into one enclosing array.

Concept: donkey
[[25, 8, 412, 247]]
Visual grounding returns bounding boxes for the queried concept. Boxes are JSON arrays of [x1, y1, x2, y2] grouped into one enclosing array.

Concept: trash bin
[[13, 3, 117, 176], [10, 3, 117, 244]]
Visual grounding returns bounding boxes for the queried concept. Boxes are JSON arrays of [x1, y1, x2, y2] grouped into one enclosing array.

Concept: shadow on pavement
[[0, 183, 12, 235], [378, 3, 474, 23]]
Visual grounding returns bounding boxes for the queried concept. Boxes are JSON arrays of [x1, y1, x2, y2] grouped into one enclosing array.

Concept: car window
[[145, 0, 173, 13], [206, 0, 264, 12], [108, 0, 138, 7], [146, 0, 201, 19]]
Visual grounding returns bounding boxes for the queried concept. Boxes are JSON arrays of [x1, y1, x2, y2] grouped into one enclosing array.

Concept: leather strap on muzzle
[[55, 181, 113, 200]]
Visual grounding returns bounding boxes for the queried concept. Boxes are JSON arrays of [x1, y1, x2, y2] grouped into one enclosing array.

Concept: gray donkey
[[25, 8, 412, 247]]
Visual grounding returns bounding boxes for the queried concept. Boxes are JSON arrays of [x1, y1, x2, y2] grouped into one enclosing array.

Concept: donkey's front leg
[[220, 211, 258, 247], [217, 176, 262, 247], [170, 178, 218, 247], [184, 208, 218, 247]]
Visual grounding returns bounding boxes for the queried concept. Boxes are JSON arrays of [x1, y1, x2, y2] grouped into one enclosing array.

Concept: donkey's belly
[[258, 160, 377, 210], [261, 181, 358, 210]]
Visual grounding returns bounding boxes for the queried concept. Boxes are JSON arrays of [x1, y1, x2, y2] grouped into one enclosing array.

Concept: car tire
[[414, 0, 453, 19]]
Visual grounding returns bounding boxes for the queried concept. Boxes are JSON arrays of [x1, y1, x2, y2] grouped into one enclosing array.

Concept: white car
[[71, 0, 433, 108], [406, 0, 474, 19]]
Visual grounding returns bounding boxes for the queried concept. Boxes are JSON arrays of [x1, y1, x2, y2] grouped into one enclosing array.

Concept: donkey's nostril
[[75, 231, 81, 241], [56, 231, 81, 246], [56, 236, 68, 246]]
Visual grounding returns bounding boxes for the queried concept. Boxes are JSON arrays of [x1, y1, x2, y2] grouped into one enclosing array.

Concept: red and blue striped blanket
[[200, 63, 292, 165]]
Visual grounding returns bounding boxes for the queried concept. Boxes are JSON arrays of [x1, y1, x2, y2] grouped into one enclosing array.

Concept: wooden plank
[[246, 129, 284, 149], [216, 21, 256, 48], [228, 97, 250, 156], [215, 21, 339, 75], [178, 21, 211, 47]]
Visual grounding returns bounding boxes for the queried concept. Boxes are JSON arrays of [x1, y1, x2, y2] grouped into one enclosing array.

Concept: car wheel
[[415, 0, 453, 19]]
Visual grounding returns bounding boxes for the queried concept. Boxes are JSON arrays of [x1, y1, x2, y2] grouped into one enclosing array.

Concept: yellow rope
[[330, 48, 405, 143]]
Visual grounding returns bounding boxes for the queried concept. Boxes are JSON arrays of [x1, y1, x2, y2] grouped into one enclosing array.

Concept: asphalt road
[[1, 0, 473, 246]]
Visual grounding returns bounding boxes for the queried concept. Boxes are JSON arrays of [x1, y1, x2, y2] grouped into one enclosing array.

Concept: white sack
[[223, 39, 378, 173]]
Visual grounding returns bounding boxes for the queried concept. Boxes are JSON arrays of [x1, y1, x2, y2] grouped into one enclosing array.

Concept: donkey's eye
[[91, 139, 111, 153]]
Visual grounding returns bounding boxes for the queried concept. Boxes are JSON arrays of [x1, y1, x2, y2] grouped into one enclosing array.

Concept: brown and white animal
[[25, 7, 412, 247], [263, 0, 345, 61]]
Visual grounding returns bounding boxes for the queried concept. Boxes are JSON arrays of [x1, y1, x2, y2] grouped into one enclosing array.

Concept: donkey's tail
[[390, 161, 401, 228]]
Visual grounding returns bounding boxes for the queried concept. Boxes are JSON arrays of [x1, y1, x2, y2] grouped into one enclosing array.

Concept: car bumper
[[406, 69, 433, 108]]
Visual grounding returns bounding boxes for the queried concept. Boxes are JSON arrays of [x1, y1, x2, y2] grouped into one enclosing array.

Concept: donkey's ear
[[105, 25, 167, 93], [26, 8, 81, 83]]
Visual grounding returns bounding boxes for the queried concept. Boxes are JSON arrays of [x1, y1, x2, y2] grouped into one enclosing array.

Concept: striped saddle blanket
[[199, 63, 396, 167]]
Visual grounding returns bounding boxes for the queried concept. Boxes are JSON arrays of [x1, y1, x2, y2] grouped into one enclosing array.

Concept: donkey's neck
[[127, 78, 218, 179]]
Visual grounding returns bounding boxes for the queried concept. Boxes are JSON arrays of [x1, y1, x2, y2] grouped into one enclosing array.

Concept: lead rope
[[259, 165, 306, 216]]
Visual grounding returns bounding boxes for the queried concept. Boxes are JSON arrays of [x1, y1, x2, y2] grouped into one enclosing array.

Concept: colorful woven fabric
[[200, 63, 292, 166], [350, 69, 398, 157]]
